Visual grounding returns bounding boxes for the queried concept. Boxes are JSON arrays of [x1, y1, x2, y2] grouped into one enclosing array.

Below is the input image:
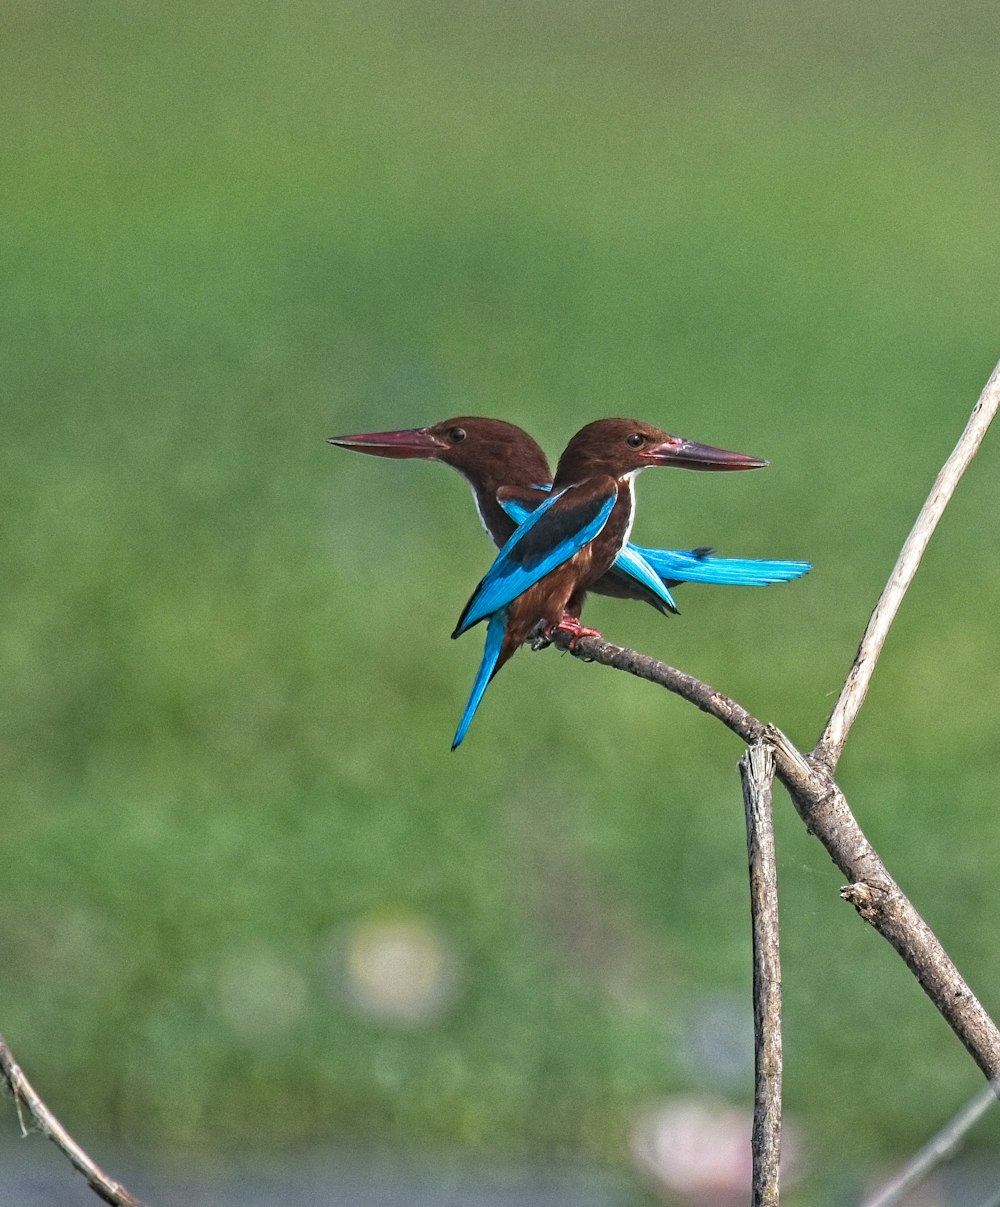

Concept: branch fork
[[552, 360, 1000, 1202]]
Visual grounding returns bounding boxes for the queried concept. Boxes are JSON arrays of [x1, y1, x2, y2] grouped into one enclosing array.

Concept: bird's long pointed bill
[[642, 438, 768, 471], [326, 428, 444, 459]]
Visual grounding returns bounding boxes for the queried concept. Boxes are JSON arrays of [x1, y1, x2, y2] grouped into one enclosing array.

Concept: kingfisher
[[448, 419, 771, 748], [327, 417, 810, 612]]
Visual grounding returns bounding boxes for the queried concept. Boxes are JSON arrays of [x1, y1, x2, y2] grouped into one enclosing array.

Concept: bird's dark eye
[[448, 427, 467, 443], [626, 432, 645, 448]]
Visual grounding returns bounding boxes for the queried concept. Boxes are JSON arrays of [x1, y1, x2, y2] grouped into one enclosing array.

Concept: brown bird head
[[553, 418, 768, 486], [327, 417, 552, 493]]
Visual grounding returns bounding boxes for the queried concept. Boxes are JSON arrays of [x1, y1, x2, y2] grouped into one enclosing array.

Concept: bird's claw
[[544, 614, 603, 653], [528, 619, 552, 651]]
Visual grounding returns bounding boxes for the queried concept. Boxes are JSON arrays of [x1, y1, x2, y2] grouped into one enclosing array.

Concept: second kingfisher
[[450, 418, 767, 748]]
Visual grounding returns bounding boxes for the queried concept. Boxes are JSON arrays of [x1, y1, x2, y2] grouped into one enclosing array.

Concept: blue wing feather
[[499, 497, 538, 526], [455, 486, 616, 636]]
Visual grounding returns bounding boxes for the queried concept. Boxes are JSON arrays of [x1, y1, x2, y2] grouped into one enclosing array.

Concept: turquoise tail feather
[[636, 545, 811, 586], [452, 610, 507, 750]]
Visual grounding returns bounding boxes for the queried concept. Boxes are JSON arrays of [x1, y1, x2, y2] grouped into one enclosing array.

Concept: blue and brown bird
[[327, 417, 809, 613], [448, 418, 772, 747]]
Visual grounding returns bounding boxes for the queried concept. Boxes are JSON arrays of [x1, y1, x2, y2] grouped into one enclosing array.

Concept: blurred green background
[[4, 1, 1000, 1201]]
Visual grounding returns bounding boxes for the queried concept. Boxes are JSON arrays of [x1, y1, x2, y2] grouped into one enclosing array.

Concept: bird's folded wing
[[500, 493, 676, 612], [497, 496, 807, 594], [454, 480, 617, 635]]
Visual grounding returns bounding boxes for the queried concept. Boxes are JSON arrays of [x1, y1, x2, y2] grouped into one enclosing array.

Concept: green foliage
[[3, 0, 1000, 1194]]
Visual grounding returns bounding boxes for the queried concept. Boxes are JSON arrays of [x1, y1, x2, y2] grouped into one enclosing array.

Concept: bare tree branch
[[740, 744, 781, 1207], [544, 359, 1000, 1095], [0, 1035, 148, 1207], [860, 1082, 999, 1207], [549, 629, 1000, 1084], [815, 358, 1000, 770]]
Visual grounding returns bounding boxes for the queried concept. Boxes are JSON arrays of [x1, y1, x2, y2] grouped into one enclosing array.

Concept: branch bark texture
[[741, 744, 781, 1207]]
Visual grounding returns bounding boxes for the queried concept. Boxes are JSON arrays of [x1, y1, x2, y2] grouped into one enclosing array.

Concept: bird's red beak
[[326, 427, 446, 459], [641, 437, 768, 471]]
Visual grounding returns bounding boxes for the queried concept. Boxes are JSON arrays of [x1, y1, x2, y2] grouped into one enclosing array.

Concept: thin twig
[[740, 743, 781, 1207], [815, 358, 1000, 770], [0, 1035, 148, 1207], [550, 628, 1000, 1083], [860, 1081, 999, 1207]]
